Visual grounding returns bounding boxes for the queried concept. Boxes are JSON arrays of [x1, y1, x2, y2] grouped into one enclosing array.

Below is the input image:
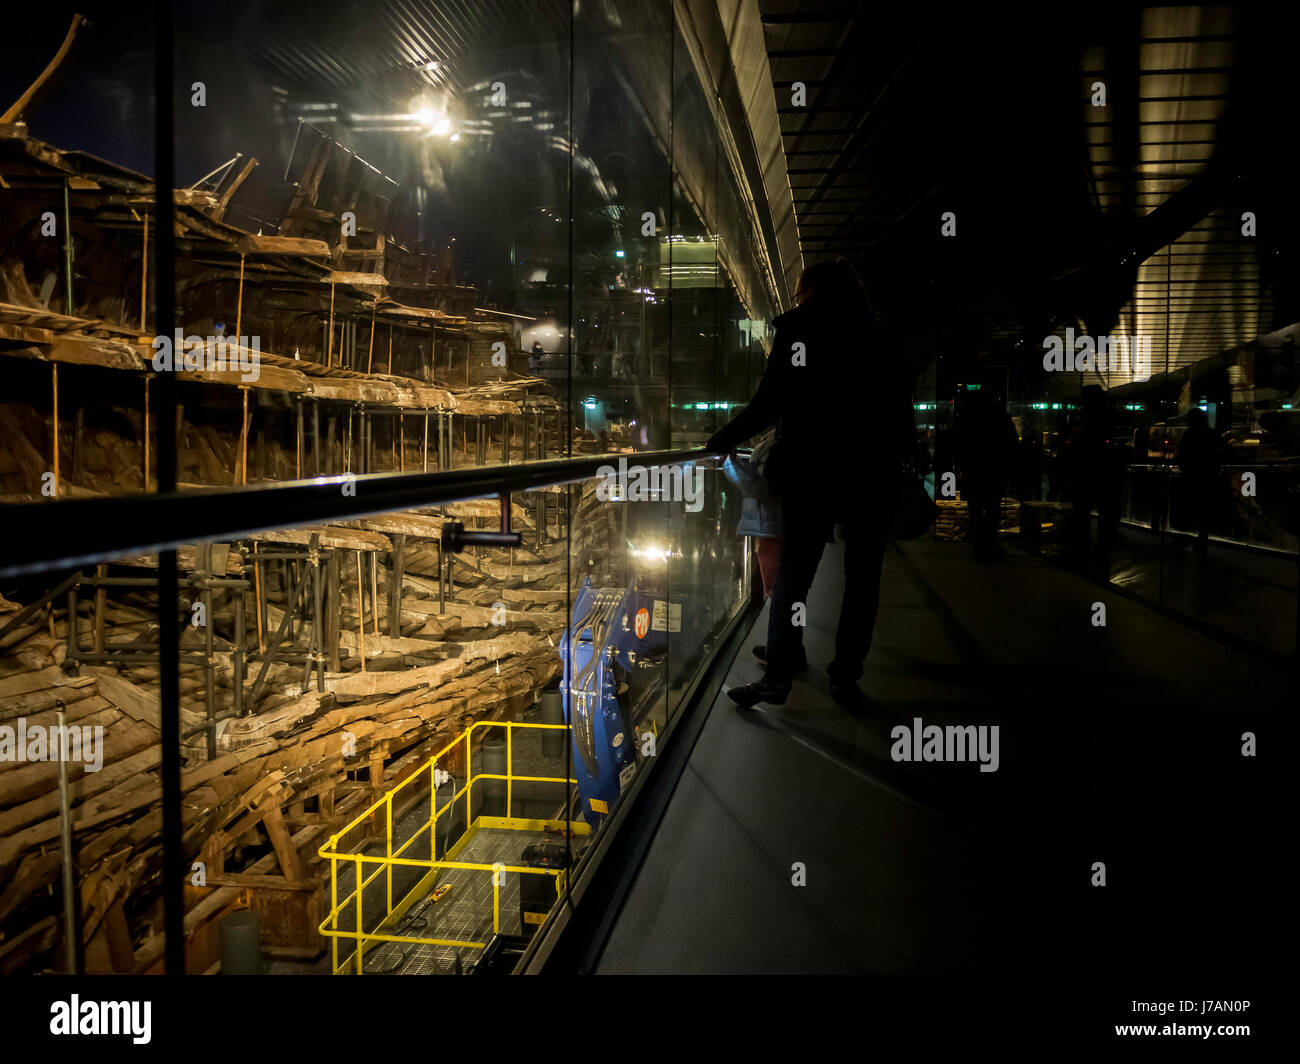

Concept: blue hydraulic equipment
[[558, 578, 675, 826]]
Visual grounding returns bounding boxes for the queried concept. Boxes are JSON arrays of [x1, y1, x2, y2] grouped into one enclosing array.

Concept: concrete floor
[[595, 536, 1288, 974], [1105, 524, 1297, 656]]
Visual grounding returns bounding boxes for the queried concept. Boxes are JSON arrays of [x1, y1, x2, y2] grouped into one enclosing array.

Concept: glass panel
[[0, 0, 777, 977]]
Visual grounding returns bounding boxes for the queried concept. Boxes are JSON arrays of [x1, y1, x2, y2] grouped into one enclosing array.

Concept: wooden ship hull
[[0, 106, 598, 973]]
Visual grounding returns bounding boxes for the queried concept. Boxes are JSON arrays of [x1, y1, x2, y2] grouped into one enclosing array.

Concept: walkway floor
[[595, 536, 1288, 973], [1105, 523, 1297, 656]]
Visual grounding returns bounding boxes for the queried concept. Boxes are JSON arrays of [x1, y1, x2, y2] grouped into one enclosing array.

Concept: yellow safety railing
[[317, 719, 589, 974]]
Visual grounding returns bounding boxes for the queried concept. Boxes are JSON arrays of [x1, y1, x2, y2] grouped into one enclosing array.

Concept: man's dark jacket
[[706, 300, 914, 498]]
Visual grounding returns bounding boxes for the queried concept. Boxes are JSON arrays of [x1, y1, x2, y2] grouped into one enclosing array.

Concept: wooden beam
[[262, 806, 306, 883], [0, 14, 86, 124]]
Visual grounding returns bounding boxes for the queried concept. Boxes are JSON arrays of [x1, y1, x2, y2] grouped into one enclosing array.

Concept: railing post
[[330, 850, 339, 975], [386, 794, 393, 917], [354, 855, 364, 974], [506, 723, 513, 820], [465, 728, 472, 828], [429, 758, 437, 859]]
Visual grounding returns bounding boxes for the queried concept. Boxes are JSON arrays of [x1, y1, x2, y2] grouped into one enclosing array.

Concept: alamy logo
[[595, 458, 704, 513], [1042, 327, 1151, 380], [0, 718, 103, 772], [49, 996, 151, 1044], [152, 329, 261, 383], [890, 717, 999, 773]]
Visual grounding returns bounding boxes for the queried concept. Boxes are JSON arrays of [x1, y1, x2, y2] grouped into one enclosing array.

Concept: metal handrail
[[0, 446, 719, 578]]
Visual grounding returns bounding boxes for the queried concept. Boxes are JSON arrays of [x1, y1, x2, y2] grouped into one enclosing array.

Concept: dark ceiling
[[759, 1, 1300, 379], [11, 1, 1297, 385]]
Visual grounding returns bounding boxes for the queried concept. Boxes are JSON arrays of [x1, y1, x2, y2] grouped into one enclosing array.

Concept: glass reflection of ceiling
[[1084, 5, 1269, 383]]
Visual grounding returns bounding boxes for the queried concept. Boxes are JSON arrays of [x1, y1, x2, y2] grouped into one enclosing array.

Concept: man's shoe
[[727, 681, 791, 708], [751, 645, 808, 671], [827, 662, 869, 715], [829, 680, 870, 717]]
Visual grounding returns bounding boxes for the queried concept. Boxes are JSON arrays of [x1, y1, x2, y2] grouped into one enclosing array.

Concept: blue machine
[[558, 578, 675, 826]]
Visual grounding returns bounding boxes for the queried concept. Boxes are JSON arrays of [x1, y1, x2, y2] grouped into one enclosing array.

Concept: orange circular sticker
[[634, 608, 650, 638]]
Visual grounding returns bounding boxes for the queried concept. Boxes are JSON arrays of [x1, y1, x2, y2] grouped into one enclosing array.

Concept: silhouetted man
[[705, 259, 914, 710]]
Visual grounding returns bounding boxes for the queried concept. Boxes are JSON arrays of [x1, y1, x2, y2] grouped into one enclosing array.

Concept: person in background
[[1017, 422, 1044, 502], [1177, 407, 1225, 556], [1064, 384, 1126, 574], [530, 341, 545, 373], [705, 258, 914, 711], [722, 429, 783, 604], [956, 391, 1019, 561]]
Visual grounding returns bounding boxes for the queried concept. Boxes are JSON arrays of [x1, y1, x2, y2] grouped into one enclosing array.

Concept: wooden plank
[[235, 234, 331, 258], [307, 377, 402, 404], [46, 336, 148, 371], [203, 872, 316, 892], [324, 271, 389, 287], [352, 513, 446, 538], [0, 664, 87, 699], [0, 744, 161, 836], [114, 544, 244, 574], [323, 658, 463, 697], [0, 770, 161, 871], [0, 718, 157, 807], [252, 525, 391, 552], [83, 666, 161, 729], [180, 363, 311, 394]]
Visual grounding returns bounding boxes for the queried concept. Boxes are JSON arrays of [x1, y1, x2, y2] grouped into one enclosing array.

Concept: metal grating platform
[[361, 827, 553, 975]]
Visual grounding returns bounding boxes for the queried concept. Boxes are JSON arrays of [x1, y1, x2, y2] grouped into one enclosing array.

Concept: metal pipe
[[202, 585, 216, 759], [51, 365, 59, 498], [66, 587, 79, 664], [140, 213, 148, 332], [56, 703, 79, 975], [356, 550, 366, 672], [233, 583, 245, 717], [152, 2, 183, 974], [93, 563, 105, 654], [327, 284, 335, 365], [370, 550, 379, 636], [346, 407, 353, 473], [247, 560, 313, 705], [62, 179, 74, 314], [283, 117, 304, 182], [0, 446, 721, 579], [311, 543, 325, 692], [253, 542, 266, 654]]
